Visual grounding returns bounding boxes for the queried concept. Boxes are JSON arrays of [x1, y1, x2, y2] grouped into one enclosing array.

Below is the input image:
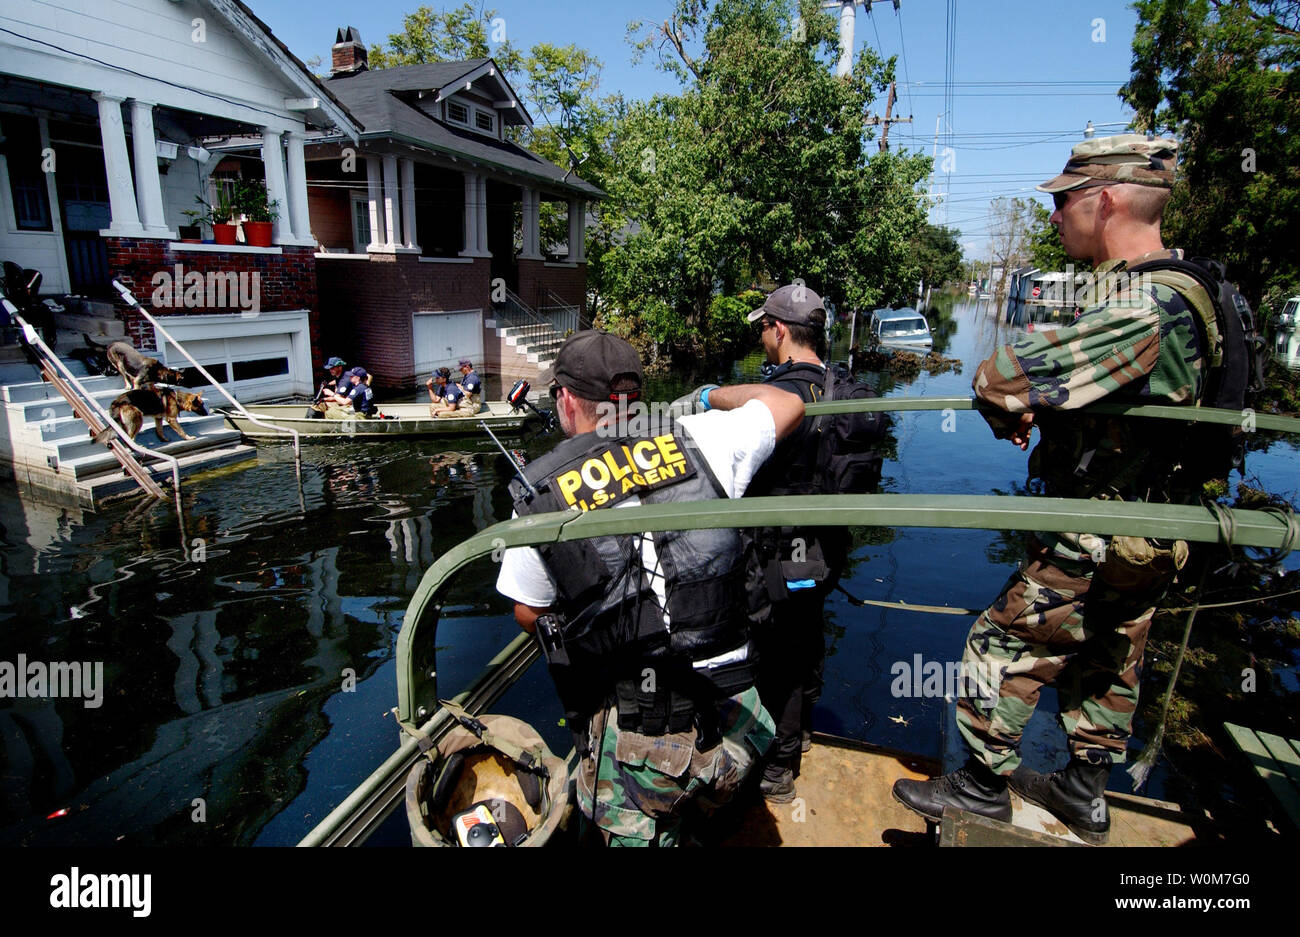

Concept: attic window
[[475, 109, 494, 133], [447, 101, 469, 124]]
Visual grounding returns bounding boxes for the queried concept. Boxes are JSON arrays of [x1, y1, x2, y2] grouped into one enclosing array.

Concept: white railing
[[3, 299, 186, 533], [111, 280, 302, 463]]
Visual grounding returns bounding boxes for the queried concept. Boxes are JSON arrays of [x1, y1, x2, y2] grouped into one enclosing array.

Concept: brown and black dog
[[106, 341, 186, 390], [92, 387, 208, 444]]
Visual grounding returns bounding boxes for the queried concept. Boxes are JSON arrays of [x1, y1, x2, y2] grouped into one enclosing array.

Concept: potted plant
[[179, 204, 205, 243], [236, 180, 279, 247], [190, 184, 240, 245]]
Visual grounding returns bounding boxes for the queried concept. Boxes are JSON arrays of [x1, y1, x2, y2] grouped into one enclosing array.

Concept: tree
[[913, 223, 965, 292], [518, 44, 620, 254], [600, 0, 931, 363], [1120, 0, 1300, 311], [368, 3, 522, 78], [986, 197, 1034, 300]]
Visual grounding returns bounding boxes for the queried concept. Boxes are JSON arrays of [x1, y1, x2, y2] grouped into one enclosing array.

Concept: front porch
[[305, 143, 591, 391]]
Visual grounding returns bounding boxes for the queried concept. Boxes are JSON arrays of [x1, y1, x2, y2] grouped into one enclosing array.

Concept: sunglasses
[[549, 383, 563, 402], [1052, 181, 1115, 212]]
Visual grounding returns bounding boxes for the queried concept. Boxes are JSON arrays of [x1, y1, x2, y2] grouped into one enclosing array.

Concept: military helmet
[[406, 708, 570, 847]]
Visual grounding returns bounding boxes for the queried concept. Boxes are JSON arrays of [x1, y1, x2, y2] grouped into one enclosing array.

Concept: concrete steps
[[485, 320, 563, 367], [1, 351, 258, 507], [58, 426, 245, 480]]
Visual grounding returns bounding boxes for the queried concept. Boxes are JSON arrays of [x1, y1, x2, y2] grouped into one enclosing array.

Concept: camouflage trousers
[[956, 536, 1178, 775], [575, 686, 775, 846]]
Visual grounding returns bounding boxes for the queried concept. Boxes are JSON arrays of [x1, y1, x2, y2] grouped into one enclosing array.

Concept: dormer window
[[475, 109, 494, 134], [446, 101, 469, 125]]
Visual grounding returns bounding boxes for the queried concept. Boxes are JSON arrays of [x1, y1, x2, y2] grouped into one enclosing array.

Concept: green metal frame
[[301, 396, 1300, 846]]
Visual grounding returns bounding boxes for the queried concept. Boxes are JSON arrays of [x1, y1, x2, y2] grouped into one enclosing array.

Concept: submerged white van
[[869, 308, 933, 348]]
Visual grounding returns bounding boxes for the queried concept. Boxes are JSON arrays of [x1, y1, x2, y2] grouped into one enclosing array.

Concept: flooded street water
[[3, 299, 1297, 846]]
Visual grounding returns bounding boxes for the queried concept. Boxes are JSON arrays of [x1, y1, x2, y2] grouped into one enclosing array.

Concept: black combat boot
[[1008, 755, 1111, 845], [759, 764, 796, 804], [891, 757, 1011, 823]]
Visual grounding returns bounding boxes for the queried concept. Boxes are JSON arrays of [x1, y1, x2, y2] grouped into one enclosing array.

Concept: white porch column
[[381, 154, 399, 250], [519, 187, 542, 259], [128, 100, 172, 237], [399, 158, 420, 251], [261, 128, 294, 242], [284, 130, 313, 244], [93, 93, 145, 237], [567, 198, 586, 263], [475, 174, 489, 255], [365, 156, 385, 250], [459, 171, 489, 257]]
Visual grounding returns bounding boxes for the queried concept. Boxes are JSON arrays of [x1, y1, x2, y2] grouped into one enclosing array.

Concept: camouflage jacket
[[972, 249, 1208, 561]]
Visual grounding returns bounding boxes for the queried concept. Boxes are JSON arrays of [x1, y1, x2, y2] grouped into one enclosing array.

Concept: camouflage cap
[[1037, 133, 1178, 194]]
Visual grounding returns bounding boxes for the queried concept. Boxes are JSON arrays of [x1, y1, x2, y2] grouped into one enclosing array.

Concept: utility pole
[[867, 81, 913, 151]]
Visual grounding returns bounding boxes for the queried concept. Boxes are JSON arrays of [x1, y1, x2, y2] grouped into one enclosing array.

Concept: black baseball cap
[[747, 283, 827, 327], [540, 330, 643, 402]]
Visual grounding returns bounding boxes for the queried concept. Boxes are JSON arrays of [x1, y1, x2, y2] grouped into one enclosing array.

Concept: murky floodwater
[[2, 299, 1297, 845]]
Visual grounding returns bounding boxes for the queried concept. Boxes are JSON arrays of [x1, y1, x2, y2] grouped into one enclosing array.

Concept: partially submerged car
[[869, 307, 933, 349]]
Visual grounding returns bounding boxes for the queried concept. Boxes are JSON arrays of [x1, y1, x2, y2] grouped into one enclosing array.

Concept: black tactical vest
[[511, 423, 758, 734]]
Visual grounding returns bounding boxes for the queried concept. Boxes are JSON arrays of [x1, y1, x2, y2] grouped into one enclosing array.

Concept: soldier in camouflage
[[893, 135, 1212, 844]]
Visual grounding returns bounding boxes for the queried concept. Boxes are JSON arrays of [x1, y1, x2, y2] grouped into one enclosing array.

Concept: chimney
[[331, 26, 367, 77]]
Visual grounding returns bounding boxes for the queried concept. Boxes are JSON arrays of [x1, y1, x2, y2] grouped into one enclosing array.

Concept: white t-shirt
[[495, 399, 778, 617]]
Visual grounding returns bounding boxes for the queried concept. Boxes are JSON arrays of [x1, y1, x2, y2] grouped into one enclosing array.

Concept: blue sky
[[251, 0, 1145, 260]]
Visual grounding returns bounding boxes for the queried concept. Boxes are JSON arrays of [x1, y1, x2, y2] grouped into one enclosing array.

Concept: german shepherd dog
[[106, 341, 186, 390], [92, 387, 208, 444]]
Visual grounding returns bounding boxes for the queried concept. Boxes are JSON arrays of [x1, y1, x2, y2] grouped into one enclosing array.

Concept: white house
[[0, 0, 362, 399]]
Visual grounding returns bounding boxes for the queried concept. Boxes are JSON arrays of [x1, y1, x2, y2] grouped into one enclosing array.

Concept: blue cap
[[349, 367, 368, 380], [324, 357, 346, 369]]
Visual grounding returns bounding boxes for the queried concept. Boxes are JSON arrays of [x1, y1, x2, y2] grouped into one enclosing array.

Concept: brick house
[[298, 30, 603, 390], [0, 0, 363, 401]]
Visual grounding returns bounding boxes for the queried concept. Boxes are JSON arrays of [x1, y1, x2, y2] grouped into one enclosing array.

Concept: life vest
[[511, 422, 758, 737]]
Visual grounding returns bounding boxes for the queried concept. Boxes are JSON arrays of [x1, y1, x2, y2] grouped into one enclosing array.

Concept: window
[[179, 363, 229, 386], [447, 101, 469, 125], [1, 115, 53, 231], [232, 356, 290, 381], [475, 109, 494, 134], [351, 191, 371, 253]]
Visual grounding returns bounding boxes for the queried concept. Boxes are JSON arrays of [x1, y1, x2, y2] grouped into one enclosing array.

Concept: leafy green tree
[[518, 44, 621, 256], [369, 3, 522, 78], [1120, 0, 1300, 308], [601, 0, 931, 363], [913, 223, 965, 292]]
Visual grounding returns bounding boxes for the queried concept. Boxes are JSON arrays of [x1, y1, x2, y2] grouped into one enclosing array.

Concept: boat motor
[[506, 379, 556, 431]]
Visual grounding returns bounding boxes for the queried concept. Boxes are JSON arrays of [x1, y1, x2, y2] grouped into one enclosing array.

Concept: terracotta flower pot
[[213, 223, 238, 246], [244, 221, 273, 248]]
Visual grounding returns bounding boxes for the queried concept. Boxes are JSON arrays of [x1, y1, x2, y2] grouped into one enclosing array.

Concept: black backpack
[[1127, 255, 1267, 481], [812, 364, 887, 494]]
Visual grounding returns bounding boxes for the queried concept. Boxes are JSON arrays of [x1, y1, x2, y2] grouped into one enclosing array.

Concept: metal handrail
[[111, 280, 303, 461], [4, 302, 185, 520]]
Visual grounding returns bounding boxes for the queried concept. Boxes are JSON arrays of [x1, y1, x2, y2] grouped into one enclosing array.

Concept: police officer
[[310, 356, 349, 417], [893, 135, 1214, 845], [743, 284, 851, 802], [495, 330, 805, 846], [457, 359, 483, 411]]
